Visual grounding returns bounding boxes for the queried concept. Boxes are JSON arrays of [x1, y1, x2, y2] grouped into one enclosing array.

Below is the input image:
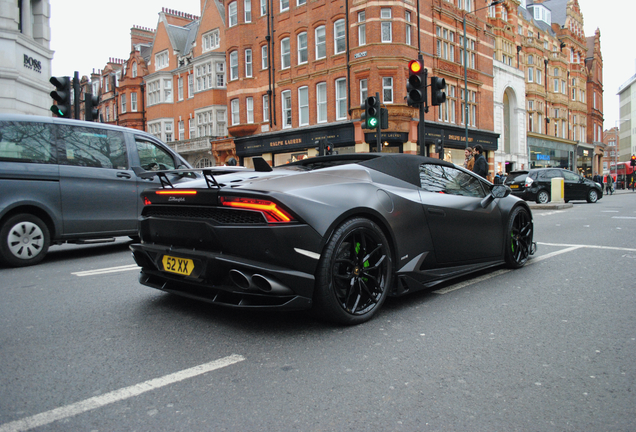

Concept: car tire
[[0, 214, 51, 267], [504, 206, 533, 269], [536, 190, 550, 204], [313, 217, 392, 325], [586, 189, 599, 203]]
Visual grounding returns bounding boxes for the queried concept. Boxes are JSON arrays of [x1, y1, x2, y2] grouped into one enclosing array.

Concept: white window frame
[[282, 90, 292, 128], [231, 99, 240, 125], [155, 50, 169, 71], [358, 11, 366, 46], [381, 8, 392, 43], [382, 77, 393, 104], [163, 78, 173, 103], [244, 0, 251, 22], [260, 0, 267, 16], [230, 51, 239, 80], [316, 82, 327, 123], [121, 94, 127, 113], [280, 0, 289, 12], [245, 49, 253, 77], [261, 45, 268, 69], [131, 92, 137, 112], [335, 78, 347, 120], [405, 11, 412, 45], [246, 97, 254, 123], [360, 79, 367, 104], [263, 94, 269, 122], [315, 26, 326, 60], [298, 86, 309, 126], [228, 2, 237, 27], [178, 77, 183, 101], [297, 32, 308, 64], [334, 19, 346, 54], [281, 37, 290, 69]]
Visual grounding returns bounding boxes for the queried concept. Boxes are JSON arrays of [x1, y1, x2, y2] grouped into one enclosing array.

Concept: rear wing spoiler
[[132, 156, 273, 189]]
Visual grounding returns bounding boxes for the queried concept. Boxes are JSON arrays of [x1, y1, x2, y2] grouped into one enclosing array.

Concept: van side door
[[55, 124, 137, 236]]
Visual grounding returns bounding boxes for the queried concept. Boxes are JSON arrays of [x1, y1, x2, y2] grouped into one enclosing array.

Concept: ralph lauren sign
[[23, 54, 42, 73]]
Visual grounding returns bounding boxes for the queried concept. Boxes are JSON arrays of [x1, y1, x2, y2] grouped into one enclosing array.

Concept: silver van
[[0, 114, 193, 267]]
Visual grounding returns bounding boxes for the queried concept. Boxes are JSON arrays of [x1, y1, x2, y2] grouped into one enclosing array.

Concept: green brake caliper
[[355, 242, 370, 281]]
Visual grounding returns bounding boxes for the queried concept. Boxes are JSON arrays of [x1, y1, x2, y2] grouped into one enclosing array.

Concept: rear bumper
[[130, 242, 315, 310]]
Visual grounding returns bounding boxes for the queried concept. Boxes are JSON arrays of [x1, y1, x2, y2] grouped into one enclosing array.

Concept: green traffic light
[[368, 117, 378, 128]]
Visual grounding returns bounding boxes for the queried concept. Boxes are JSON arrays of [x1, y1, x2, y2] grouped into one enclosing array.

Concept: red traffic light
[[408, 60, 423, 74]]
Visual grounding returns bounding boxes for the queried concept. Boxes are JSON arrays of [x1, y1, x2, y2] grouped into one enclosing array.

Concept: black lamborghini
[[130, 153, 535, 325]]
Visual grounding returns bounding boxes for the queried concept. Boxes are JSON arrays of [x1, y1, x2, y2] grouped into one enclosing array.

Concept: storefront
[[527, 133, 576, 171], [576, 145, 594, 178]]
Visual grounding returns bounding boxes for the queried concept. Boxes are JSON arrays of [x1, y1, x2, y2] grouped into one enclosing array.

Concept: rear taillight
[[219, 196, 294, 223], [524, 177, 533, 188], [156, 190, 197, 195], [144, 197, 152, 206]]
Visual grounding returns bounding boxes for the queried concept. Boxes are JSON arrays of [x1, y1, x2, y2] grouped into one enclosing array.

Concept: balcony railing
[[167, 137, 211, 154]]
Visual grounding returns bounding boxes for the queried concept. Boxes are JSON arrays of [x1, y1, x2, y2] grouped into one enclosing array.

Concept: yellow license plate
[[510, 184, 519, 189], [162, 255, 194, 276]]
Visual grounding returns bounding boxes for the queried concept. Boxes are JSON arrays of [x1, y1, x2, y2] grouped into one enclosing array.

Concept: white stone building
[[0, 0, 53, 116]]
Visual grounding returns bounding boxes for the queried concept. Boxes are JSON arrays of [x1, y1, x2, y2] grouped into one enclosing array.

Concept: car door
[[418, 164, 503, 265], [55, 124, 137, 236], [561, 169, 585, 200]]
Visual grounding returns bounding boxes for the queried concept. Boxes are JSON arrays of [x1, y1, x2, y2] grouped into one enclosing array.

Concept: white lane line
[[72, 264, 139, 277], [434, 245, 582, 295], [612, 216, 636, 219], [537, 242, 636, 252], [0, 355, 245, 432]]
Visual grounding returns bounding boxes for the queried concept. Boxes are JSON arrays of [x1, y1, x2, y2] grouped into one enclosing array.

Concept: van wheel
[[536, 190, 550, 204], [0, 214, 50, 267]]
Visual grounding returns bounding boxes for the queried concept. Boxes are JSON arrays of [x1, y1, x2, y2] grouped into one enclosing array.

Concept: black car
[[130, 153, 536, 325], [505, 168, 603, 204]]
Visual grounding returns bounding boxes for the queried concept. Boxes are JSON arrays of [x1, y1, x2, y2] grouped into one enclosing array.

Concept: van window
[[57, 125, 128, 169], [136, 139, 176, 171], [0, 121, 54, 163]]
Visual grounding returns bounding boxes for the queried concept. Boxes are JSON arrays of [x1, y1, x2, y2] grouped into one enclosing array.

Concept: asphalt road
[[1, 193, 635, 431]]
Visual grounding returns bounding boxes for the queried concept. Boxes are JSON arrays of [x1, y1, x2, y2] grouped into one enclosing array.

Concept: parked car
[[0, 114, 193, 267], [130, 153, 536, 325], [504, 168, 603, 204]]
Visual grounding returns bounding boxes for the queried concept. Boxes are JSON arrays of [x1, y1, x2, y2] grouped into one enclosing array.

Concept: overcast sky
[[50, 0, 631, 129]]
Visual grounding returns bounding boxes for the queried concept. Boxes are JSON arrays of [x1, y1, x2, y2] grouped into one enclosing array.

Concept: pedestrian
[[471, 144, 488, 178], [464, 147, 474, 171], [606, 174, 614, 195]]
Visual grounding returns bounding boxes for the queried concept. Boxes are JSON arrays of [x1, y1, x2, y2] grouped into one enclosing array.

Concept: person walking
[[464, 147, 474, 171], [471, 144, 488, 178], [606, 173, 614, 195]]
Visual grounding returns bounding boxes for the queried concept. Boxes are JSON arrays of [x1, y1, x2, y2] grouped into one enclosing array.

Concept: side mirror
[[491, 184, 511, 199]]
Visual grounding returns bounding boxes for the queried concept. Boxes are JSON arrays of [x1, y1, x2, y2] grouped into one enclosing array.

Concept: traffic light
[[360, 96, 379, 130], [85, 93, 99, 122], [49, 76, 72, 118], [435, 139, 444, 159], [325, 144, 334, 155], [406, 60, 426, 106], [380, 108, 388, 130], [430, 77, 447, 106], [316, 139, 325, 156], [631, 155, 636, 167]]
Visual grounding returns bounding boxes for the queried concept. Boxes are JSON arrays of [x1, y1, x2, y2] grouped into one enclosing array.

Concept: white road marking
[[612, 216, 636, 219], [433, 243, 621, 295], [72, 264, 139, 277], [0, 355, 245, 432]]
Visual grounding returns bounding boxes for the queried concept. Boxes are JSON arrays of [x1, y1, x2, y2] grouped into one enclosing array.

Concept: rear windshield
[[505, 171, 529, 183]]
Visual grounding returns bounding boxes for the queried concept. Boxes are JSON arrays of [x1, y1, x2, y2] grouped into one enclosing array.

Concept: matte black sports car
[[130, 153, 535, 325]]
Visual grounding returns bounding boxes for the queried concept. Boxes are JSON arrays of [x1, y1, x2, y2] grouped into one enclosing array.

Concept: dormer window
[[155, 50, 169, 71], [529, 5, 551, 25]]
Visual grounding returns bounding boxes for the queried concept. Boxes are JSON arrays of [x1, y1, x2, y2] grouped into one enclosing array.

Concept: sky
[[50, 0, 632, 129]]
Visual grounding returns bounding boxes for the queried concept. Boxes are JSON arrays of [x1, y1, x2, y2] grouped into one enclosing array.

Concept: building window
[[147, 81, 160, 105], [335, 78, 347, 120], [439, 85, 456, 123], [216, 62, 225, 87], [246, 97, 254, 123], [437, 26, 455, 62], [317, 82, 327, 123], [528, 67, 534, 82], [282, 90, 292, 128], [229, 2, 237, 26], [245, 49, 252, 77], [381, 8, 392, 43], [405, 11, 412, 45], [163, 79, 172, 103], [553, 78, 559, 93], [536, 69, 542, 85], [178, 77, 183, 101], [298, 86, 309, 126], [217, 110, 227, 135], [165, 122, 173, 142], [297, 0, 306, 5], [132, 62, 137, 78], [261, 45, 268, 69], [203, 30, 220, 52], [334, 20, 346, 54], [382, 77, 393, 104], [178, 121, 185, 141], [244, 0, 252, 22], [358, 11, 366, 46], [189, 118, 194, 139], [131, 92, 137, 112], [231, 99, 240, 125], [315, 26, 326, 59], [280, 0, 289, 12], [230, 51, 238, 80], [263, 94, 269, 122], [298, 32, 308, 64], [281, 37, 290, 69], [461, 89, 476, 126], [188, 74, 193, 97], [121, 94, 126, 113], [155, 51, 169, 70], [360, 79, 367, 104], [196, 64, 212, 91], [260, 0, 267, 15]]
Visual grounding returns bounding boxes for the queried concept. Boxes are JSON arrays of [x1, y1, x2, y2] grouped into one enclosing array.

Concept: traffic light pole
[[376, 92, 382, 153], [73, 71, 80, 120], [419, 67, 428, 157]]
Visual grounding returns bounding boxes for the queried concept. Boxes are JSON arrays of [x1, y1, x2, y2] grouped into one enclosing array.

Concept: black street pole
[[419, 62, 428, 157], [73, 71, 80, 120], [376, 91, 381, 153]]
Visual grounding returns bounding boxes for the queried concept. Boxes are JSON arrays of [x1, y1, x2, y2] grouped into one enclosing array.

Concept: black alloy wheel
[[505, 206, 533, 269], [587, 189, 599, 203], [536, 190, 550, 204], [0, 214, 51, 267], [314, 217, 392, 325]]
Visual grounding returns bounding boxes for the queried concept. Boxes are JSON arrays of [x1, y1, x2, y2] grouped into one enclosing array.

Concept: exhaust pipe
[[229, 269, 253, 290], [252, 274, 293, 295]]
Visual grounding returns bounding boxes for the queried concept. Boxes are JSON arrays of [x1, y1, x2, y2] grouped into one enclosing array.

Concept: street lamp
[[463, 0, 503, 148]]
